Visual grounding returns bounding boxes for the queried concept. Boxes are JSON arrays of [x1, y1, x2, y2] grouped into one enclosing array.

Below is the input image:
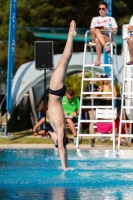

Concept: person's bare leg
[[49, 20, 77, 91], [92, 30, 110, 65], [66, 118, 77, 136], [88, 110, 96, 134], [94, 38, 102, 66], [94, 29, 110, 52], [128, 36, 133, 62], [88, 110, 96, 147]]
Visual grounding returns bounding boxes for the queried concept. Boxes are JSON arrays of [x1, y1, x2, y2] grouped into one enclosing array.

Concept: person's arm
[[70, 98, 80, 117], [64, 112, 67, 116], [128, 16, 133, 30], [33, 117, 45, 132], [38, 100, 44, 111], [76, 98, 80, 115], [110, 17, 118, 34], [76, 110, 79, 115], [98, 85, 103, 92], [70, 111, 78, 117], [112, 28, 118, 34], [98, 85, 103, 96], [106, 85, 117, 98], [100, 26, 117, 34], [93, 85, 103, 97], [113, 85, 117, 97], [57, 131, 69, 170], [90, 17, 95, 29], [90, 17, 97, 31], [128, 26, 133, 30], [91, 27, 95, 31], [62, 96, 68, 116]]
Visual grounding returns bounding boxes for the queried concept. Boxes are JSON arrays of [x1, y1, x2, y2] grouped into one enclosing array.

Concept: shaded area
[[10, 131, 33, 141], [7, 95, 32, 132]]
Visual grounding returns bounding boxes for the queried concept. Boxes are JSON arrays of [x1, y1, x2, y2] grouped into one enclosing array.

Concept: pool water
[[0, 149, 133, 200]]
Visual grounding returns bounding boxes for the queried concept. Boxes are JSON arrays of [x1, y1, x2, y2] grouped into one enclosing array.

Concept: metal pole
[[6, 0, 17, 111], [104, 0, 112, 75], [44, 69, 46, 130]]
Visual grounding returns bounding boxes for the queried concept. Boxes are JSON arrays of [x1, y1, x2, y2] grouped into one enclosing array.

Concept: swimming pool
[[0, 149, 133, 200]]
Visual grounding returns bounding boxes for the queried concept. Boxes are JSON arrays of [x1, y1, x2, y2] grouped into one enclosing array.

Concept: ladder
[[76, 30, 117, 150], [118, 29, 133, 149]]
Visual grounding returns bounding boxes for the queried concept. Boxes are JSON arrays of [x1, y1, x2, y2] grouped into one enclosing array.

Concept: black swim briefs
[[49, 85, 66, 97]]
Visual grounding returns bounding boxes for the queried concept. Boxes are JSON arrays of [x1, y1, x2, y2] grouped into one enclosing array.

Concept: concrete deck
[[0, 144, 133, 150]]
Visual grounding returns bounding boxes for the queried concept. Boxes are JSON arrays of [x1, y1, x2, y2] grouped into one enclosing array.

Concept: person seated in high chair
[[90, 1, 118, 66], [86, 75, 102, 147], [37, 96, 48, 131], [33, 108, 54, 138], [126, 16, 133, 65], [48, 20, 77, 170], [62, 88, 80, 145]]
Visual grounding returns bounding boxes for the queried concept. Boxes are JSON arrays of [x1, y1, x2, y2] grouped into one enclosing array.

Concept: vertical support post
[[44, 69, 47, 130], [6, 0, 17, 111], [104, 0, 112, 75], [91, 47, 93, 64]]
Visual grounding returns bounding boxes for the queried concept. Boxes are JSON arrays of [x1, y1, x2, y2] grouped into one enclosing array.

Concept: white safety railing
[[76, 30, 118, 150], [118, 28, 133, 149]]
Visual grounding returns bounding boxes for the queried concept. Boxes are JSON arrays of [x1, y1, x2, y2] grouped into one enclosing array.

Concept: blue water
[[1, 149, 133, 200]]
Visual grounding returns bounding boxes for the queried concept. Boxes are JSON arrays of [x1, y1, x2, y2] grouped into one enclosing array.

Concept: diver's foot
[[69, 20, 77, 37], [64, 167, 74, 171]]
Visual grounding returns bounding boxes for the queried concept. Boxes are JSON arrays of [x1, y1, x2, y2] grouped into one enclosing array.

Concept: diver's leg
[[49, 20, 77, 90], [57, 128, 68, 170]]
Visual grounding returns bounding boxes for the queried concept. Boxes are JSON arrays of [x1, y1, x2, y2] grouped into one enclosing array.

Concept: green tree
[[66, 74, 82, 96], [0, 0, 133, 72], [66, 71, 92, 96]]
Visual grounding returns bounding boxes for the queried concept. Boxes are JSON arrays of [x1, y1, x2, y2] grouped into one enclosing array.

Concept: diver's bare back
[[48, 95, 65, 132]]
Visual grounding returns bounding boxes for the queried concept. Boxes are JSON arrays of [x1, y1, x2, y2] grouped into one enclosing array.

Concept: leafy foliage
[[0, 0, 133, 72], [66, 72, 121, 97], [66, 72, 92, 96]]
